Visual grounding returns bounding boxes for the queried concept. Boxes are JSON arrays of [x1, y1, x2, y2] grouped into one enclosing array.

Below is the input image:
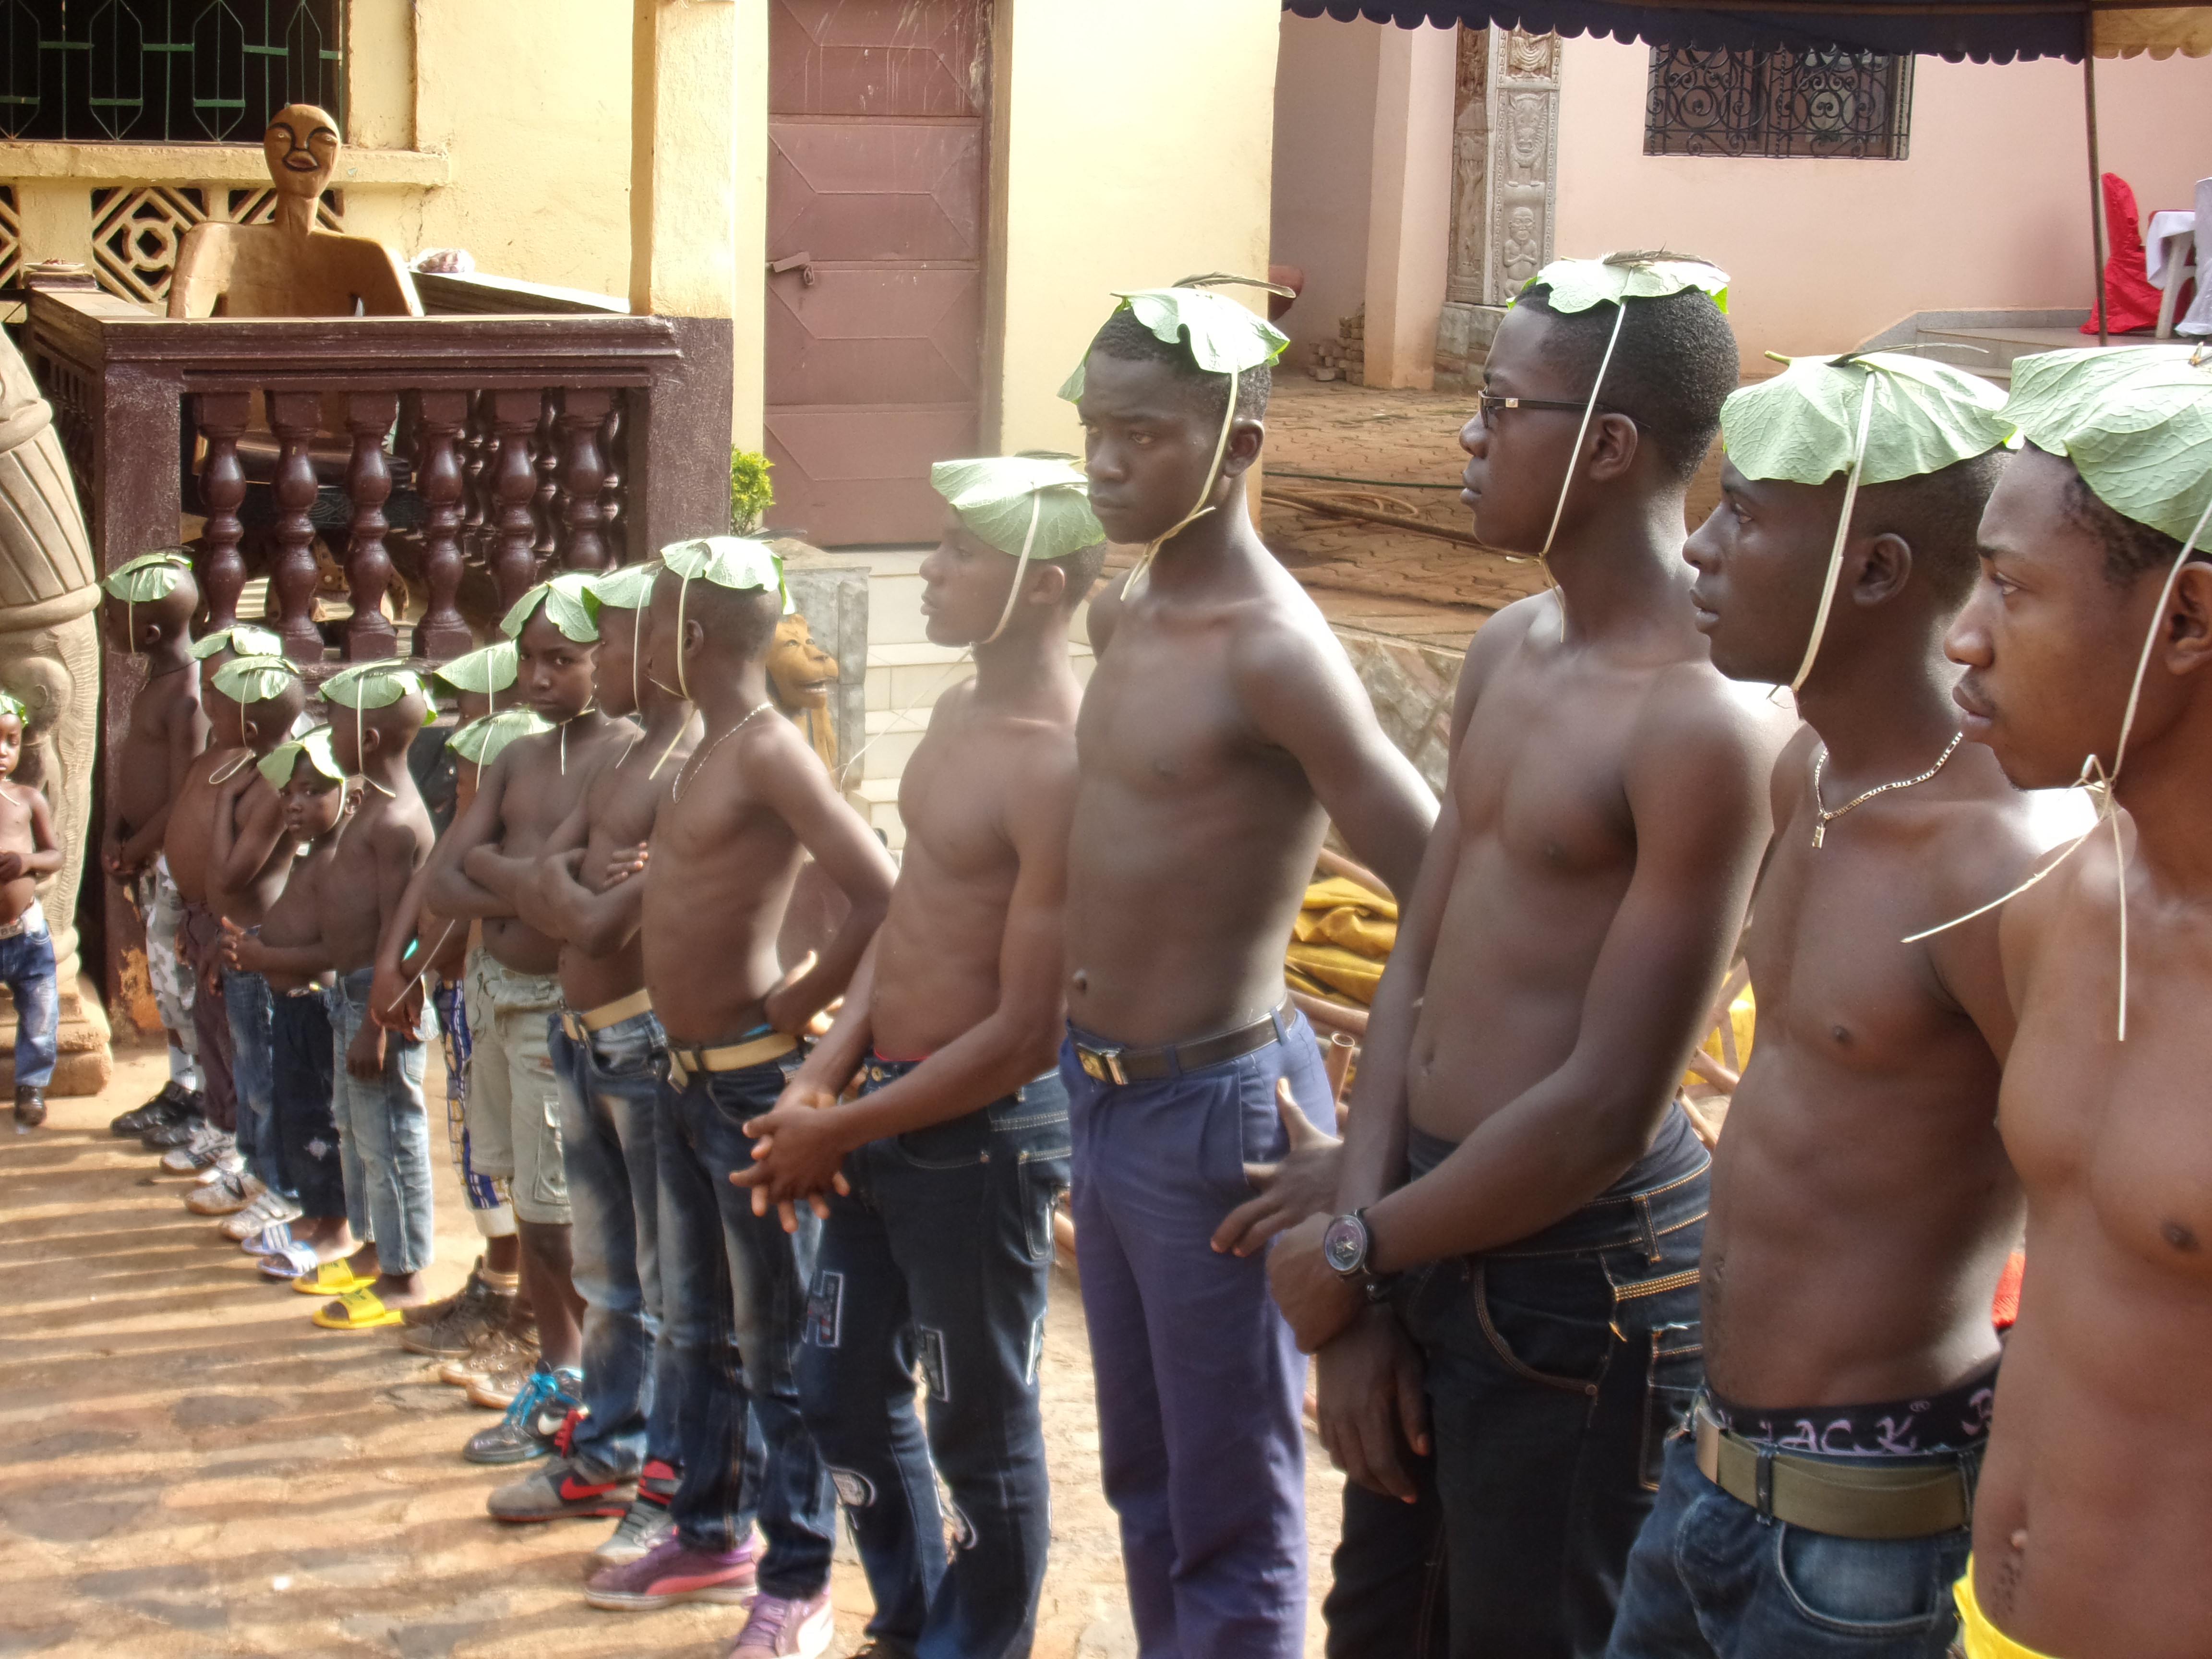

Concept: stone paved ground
[[1, 1042, 1343, 1659]]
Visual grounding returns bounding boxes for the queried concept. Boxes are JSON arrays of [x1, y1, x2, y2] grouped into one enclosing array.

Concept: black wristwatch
[[1321, 1209, 1398, 1303]]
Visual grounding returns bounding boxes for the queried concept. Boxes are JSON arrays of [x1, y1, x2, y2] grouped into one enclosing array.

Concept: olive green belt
[[1693, 1401, 1974, 1540]]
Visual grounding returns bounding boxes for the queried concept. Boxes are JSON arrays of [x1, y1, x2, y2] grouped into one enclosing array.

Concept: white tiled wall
[[799, 549, 1096, 849]]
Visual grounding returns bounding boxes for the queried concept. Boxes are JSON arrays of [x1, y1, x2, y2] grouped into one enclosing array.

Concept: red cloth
[[2082, 172, 2167, 336], [1991, 1249, 2026, 1331]]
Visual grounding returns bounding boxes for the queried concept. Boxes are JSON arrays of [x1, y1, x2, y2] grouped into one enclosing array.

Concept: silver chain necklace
[[1810, 731, 1964, 848], [671, 701, 772, 802]]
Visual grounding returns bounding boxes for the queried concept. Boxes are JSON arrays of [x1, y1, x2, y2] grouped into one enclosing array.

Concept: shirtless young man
[[1263, 259, 1791, 1659], [475, 562, 699, 1565], [1063, 289, 1436, 1656], [414, 575, 634, 1429], [1607, 355, 2046, 1659], [98, 555, 212, 1142], [735, 459, 1103, 1659], [580, 541, 893, 1659], [194, 654, 310, 1226], [1939, 346, 2212, 1659], [0, 692, 64, 1129]]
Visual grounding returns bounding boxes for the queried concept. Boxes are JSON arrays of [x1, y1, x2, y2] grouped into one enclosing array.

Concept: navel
[[1831, 1024, 1852, 1046], [1072, 969, 1088, 993], [2161, 1220, 2200, 1252], [2010, 1528, 2028, 1552]]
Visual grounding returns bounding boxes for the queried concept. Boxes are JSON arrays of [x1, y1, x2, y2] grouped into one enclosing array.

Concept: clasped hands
[[729, 1073, 854, 1235]]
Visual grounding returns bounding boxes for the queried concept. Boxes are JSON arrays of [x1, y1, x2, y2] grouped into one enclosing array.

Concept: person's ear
[[2162, 562, 2212, 679], [1220, 416, 1265, 476], [1025, 563, 1069, 609], [1585, 411, 1641, 484], [1851, 532, 1914, 608]]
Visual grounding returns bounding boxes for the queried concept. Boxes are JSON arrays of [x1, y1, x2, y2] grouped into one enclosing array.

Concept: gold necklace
[[1810, 731, 1964, 849], [671, 701, 771, 802]]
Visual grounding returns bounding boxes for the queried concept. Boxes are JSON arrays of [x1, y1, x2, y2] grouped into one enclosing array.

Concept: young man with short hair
[[739, 459, 1103, 1659], [580, 540, 894, 1659], [1264, 258, 1793, 1659], [1063, 286, 1437, 1657], [1607, 353, 2056, 1659], [1939, 345, 2212, 1659]]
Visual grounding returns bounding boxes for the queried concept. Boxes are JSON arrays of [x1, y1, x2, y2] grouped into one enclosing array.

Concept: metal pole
[[2085, 14, 2109, 347]]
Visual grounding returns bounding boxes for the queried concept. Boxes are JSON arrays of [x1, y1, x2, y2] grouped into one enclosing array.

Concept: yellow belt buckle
[[1079, 1045, 1127, 1086]]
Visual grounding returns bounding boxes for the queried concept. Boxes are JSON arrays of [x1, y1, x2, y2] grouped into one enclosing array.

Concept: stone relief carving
[[1439, 26, 1562, 388]]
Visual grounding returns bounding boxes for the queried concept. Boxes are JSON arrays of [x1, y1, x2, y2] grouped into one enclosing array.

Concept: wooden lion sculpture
[[767, 613, 839, 774]]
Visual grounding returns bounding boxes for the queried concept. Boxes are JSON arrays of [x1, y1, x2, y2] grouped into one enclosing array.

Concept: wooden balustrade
[[23, 282, 734, 1014]]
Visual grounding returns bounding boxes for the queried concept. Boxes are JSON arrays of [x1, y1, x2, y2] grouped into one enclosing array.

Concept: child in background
[[98, 553, 214, 1143], [223, 727, 353, 1278], [0, 690, 63, 1129]]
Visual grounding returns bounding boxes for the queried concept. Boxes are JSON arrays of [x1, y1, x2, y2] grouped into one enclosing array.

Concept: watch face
[[1322, 1214, 1366, 1276]]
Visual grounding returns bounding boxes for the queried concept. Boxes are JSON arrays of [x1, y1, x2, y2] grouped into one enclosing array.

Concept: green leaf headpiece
[[661, 537, 793, 612], [431, 640, 518, 697], [1058, 287, 1289, 404], [448, 708, 554, 766], [211, 653, 301, 705], [2003, 345, 2212, 546], [589, 561, 663, 612], [256, 724, 345, 791], [189, 624, 283, 661], [1723, 353, 2012, 488], [0, 690, 27, 726], [321, 659, 434, 721], [501, 570, 602, 643], [101, 549, 193, 604], [931, 457, 1105, 562], [1520, 252, 1730, 315]]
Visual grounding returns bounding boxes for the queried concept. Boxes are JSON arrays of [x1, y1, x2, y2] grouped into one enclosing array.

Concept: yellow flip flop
[[290, 1260, 372, 1297], [313, 1287, 404, 1331]]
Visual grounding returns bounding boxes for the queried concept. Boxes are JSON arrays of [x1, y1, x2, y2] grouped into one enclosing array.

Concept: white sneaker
[[186, 1169, 264, 1216], [163, 1123, 237, 1175], [221, 1189, 302, 1240]]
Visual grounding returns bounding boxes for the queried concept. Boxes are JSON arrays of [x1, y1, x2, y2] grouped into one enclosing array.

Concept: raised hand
[[1211, 1077, 1344, 1257]]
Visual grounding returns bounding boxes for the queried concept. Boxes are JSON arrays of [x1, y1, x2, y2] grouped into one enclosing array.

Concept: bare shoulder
[[1635, 662, 1796, 780], [1223, 566, 1354, 683]]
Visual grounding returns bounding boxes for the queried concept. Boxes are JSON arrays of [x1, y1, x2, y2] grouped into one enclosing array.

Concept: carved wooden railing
[[25, 287, 729, 663], [22, 283, 732, 1015]]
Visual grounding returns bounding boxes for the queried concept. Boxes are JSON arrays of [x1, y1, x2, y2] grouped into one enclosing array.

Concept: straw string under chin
[[1790, 372, 1881, 695], [982, 493, 1045, 646], [1528, 302, 1630, 629], [1903, 488, 2212, 1042], [1122, 366, 1239, 602]]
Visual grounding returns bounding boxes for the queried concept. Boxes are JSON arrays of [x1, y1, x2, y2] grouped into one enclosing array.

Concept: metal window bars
[[1644, 45, 1914, 161]]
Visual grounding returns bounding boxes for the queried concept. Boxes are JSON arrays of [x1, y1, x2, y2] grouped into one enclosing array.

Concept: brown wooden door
[[765, 0, 989, 547]]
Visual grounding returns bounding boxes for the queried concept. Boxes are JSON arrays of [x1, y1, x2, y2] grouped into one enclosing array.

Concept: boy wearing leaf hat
[[1061, 286, 1438, 1656], [297, 661, 440, 1332], [733, 462, 1104, 1657], [190, 654, 311, 1226], [0, 690, 64, 1128], [1257, 256, 1792, 1659], [582, 540, 894, 1652], [412, 574, 635, 1431], [98, 553, 211, 1142], [474, 560, 700, 1562], [1603, 355, 2056, 1659], [222, 728, 357, 1278], [1934, 346, 2212, 1659]]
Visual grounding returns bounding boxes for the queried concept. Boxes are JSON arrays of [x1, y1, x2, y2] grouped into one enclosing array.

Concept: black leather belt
[[1694, 1400, 1975, 1539], [1072, 1002, 1291, 1085]]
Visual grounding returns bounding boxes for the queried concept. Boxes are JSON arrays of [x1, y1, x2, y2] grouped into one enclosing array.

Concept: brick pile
[[1308, 306, 1366, 384]]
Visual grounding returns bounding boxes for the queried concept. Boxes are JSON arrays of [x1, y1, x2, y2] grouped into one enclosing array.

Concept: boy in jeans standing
[[0, 690, 63, 1128]]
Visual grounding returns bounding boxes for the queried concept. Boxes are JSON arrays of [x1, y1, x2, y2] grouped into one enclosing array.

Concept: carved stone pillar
[[1436, 27, 1562, 392]]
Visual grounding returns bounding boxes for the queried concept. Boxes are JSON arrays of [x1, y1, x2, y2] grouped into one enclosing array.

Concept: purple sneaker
[[582, 1533, 758, 1611], [727, 1588, 832, 1657]]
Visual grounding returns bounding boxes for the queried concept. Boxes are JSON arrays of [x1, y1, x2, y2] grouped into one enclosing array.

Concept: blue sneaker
[[461, 1366, 584, 1465]]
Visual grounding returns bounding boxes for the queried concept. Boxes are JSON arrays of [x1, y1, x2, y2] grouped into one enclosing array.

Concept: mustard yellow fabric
[[1286, 877, 1397, 1006], [1954, 1564, 2065, 1659], [1286, 942, 1386, 1003], [1302, 876, 1397, 921]]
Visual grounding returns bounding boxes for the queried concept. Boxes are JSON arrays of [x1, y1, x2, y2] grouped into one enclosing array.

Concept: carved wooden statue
[[168, 104, 422, 319], [0, 326, 109, 1090], [768, 613, 840, 773]]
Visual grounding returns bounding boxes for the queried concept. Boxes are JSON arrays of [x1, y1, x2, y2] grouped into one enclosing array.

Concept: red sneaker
[[583, 1534, 759, 1610]]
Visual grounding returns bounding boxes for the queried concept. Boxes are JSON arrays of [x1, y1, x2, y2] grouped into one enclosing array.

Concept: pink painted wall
[[1552, 36, 2212, 363], [1270, 13, 1382, 362]]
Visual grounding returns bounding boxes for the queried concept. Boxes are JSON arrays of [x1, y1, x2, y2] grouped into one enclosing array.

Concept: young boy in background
[[223, 727, 353, 1278], [98, 553, 215, 1142], [0, 689, 64, 1128], [195, 652, 308, 1224]]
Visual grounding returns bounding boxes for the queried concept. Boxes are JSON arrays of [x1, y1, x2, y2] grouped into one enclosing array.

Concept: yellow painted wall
[[341, 0, 634, 301], [990, 0, 1285, 455]]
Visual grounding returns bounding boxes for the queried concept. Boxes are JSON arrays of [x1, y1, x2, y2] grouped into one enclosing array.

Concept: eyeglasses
[[1472, 391, 1638, 427]]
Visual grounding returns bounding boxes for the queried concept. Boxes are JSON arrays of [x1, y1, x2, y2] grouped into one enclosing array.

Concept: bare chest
[[1078, 619, 1251, 799], [897, 727, 1016, 882], [500, 754, 593, 852], [1452, 669, 1636, 878]]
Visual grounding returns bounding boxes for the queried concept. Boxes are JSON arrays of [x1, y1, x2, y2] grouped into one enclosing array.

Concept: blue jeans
[[222, 966, 283, 1194], [328, 968, 434, 1276], [549, 1009, 682, 1483], [270, 987, 341, 1219], [1365, 1112, 1709, 1659], [1604, 1435, 1971, 1659], [657, 1056, 833, 1596], [1062, 1010, 1333, 1659], [798, 1061, 1072, 1659], [0, 919, 57, 1091]]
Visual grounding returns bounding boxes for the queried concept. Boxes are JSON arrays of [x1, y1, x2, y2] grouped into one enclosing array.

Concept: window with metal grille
[[1645, 46, 1913, 160], [0, 0, 344, 144]]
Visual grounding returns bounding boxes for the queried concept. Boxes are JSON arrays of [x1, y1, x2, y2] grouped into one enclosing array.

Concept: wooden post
[[265, 390, 324, 661], [556, 388, 615, 571], [600, 401, 626, 555], [194, 392, 251, 632], [413, 390, 473, 661], [342, 390, 400, 661], [486, 388, 545, 609], [532, 393, 562, 557]]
